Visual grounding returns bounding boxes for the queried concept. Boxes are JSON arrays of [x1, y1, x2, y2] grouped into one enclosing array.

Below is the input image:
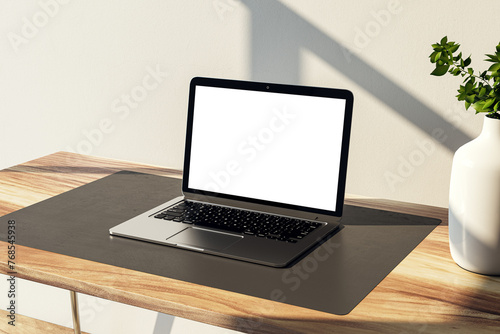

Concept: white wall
[[1, 0, 499, 332]]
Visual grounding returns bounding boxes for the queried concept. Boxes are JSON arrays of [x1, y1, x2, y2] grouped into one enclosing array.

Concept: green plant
[[429, 36, 500, 119]]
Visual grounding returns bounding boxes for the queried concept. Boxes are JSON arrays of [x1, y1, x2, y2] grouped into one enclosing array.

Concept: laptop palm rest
[[167, 227, 243, 252]]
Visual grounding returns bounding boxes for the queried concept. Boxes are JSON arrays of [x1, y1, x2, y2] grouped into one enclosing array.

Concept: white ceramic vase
[[449, 115, 500, 275]]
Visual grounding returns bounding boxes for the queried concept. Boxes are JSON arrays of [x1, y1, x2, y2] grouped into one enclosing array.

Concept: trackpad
[[167, 227, 243, 251]]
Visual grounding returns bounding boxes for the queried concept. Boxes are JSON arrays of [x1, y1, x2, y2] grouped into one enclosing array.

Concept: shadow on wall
[[240, 0, 472, 152]]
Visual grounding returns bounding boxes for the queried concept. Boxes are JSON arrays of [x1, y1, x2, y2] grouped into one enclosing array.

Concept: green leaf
[[465, 101, 471, 110], [464, 79, 476, 92], [465, 95, 475, 103], [453, 52, 463, 62], [496, 44, 500, 53], [479, 87, 487, 97], [494, 101, 500, 111], [440, 36, 448, 45], [450, 44, 460, 53], [433, 51, 442, 63], [429, 51, 437, 63], [485, 54, 498, 62], [488, 63, 500, 72], [464, 57, 471, 67], [484, 98, 495, 109], [431, 64, 449, 76], [473, 101, 486, 112]]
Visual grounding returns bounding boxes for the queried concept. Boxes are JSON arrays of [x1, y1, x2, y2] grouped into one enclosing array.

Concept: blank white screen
[[187, 86, 346, 212]]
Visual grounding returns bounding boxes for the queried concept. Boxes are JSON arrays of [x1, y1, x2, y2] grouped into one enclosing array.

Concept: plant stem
[[453, 60, 492, 88]]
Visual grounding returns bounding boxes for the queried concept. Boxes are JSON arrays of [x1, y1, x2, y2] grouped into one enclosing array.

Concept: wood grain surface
[[0, 309, 89, 334], [1, 151, 499, 333]]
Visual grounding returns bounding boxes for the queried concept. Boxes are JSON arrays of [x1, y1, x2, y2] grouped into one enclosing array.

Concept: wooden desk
[[1, 152, 499, 333]]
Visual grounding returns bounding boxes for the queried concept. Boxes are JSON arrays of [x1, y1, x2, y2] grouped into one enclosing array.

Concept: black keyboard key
[[165, 210, 184, 217]]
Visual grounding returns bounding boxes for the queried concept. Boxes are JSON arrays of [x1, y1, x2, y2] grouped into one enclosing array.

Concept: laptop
[[109, 77, 353, 267]]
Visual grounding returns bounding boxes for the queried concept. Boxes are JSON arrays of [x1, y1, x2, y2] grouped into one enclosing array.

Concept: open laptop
[[109, 77, 353, 267]]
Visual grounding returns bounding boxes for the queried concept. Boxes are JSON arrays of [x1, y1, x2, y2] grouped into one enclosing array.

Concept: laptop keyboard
[[153, 201, 322, 243]]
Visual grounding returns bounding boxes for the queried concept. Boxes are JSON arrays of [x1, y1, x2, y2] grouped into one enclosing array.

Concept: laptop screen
[[183, 77, 353, 217]]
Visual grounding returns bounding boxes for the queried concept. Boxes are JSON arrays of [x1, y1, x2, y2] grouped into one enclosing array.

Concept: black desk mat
[[0, 171, 441, 315]]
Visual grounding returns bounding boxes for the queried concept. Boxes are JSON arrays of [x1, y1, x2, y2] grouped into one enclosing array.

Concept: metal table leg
[[70, 290, 82, 334]]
